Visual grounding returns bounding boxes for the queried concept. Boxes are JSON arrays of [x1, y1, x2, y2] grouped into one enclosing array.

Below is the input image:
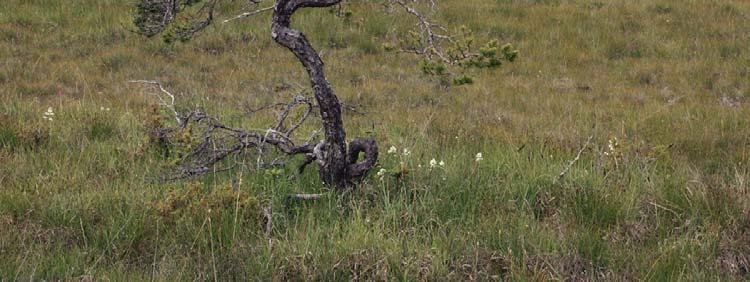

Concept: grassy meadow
[[1, 0, 750, 280]]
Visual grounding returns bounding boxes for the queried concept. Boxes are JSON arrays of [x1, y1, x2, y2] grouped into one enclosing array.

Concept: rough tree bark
[[271, 0, 377, 189]]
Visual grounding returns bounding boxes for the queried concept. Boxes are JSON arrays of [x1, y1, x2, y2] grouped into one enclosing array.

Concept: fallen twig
[[288, 193, 324, 201], [283, 193, 325, 209], [554, 135, 594, 184]]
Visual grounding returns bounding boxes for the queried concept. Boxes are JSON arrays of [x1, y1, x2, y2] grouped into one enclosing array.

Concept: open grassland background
[[1, 0, 749, 280]]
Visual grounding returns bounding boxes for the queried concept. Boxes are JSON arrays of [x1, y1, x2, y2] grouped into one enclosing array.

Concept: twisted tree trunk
[[271, 0, 377, 189]]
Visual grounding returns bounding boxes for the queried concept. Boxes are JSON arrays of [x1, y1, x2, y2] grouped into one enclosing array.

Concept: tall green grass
[[1, 0, 749, 279]]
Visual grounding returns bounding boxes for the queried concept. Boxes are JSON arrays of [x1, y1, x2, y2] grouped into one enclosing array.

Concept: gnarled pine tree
[[132, 0, 517, 189]]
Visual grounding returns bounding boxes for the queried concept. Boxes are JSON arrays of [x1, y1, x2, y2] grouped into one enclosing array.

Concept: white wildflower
[[377, 168, 387, 180], [475, 152, 484, 162], [439, 160, 445, 167], [402, 148, 411, 156], [605, 137, 619, 157], [42, 107, 55, 121], [388, 146, 397, 154], [429, 158, 437, 168]]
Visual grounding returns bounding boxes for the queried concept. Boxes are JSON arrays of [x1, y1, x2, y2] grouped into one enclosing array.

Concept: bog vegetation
[[1, 0, 749, 280]]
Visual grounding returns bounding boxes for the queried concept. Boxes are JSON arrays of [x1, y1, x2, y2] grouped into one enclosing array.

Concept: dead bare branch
[[223, 5, 275, 24], [391, 0, 453, 64], [288, 193, 324, 200], [131, 82, 328, 181], [554, 135, 594, 184], [129, 80, 182, 124]]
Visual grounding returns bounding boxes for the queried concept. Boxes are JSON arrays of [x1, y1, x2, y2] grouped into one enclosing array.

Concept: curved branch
[[347, 137, 378, 179], [271, 0, 352, 188]]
